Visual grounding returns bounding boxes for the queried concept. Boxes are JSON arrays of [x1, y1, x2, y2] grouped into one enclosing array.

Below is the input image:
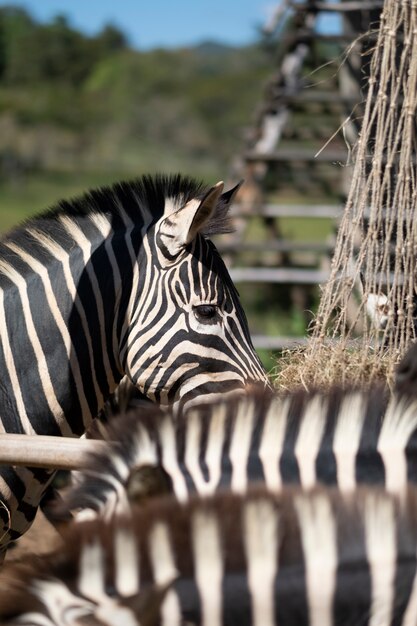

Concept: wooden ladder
[[224, 0, 384, 353]]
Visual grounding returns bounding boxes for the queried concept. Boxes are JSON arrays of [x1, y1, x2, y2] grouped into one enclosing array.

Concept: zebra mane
[[3, 174, 234, 242]]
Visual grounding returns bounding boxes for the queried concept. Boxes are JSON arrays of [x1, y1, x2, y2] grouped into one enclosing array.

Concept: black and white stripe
[[0, 174, 268, 557], [61, 385, 417, 519], [1, 486, 417, 625]]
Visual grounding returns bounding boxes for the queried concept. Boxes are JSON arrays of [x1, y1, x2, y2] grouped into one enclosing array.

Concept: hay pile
[[274, 344, 394, 392], [276, 0, 417, 391]]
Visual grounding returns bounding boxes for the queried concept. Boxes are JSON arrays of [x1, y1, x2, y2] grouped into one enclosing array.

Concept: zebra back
[[1, 485, 417, 625], [60, 384, 417, 519]]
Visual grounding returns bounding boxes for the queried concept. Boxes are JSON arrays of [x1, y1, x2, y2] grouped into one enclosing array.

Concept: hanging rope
[[278, 0, 417, 389]]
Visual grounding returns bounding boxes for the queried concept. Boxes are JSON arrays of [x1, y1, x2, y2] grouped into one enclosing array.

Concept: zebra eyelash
[[192, 304, 220, 323]]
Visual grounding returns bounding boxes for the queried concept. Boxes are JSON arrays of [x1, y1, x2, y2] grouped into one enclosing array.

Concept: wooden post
[[0, 435, 109, 470]]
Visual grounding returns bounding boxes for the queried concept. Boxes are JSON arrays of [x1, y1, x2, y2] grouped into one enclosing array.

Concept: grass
[[279, 216, 334, 241], [0, 162, 224, 234], [0, 170, 134, 233]]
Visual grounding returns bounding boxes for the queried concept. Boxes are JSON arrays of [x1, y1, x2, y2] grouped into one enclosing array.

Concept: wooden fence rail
[[0, 435, 108, 470]]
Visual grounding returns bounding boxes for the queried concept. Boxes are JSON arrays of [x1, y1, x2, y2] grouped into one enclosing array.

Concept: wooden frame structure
[[0, 435, 108, 470], [227, 0, 384, 350]]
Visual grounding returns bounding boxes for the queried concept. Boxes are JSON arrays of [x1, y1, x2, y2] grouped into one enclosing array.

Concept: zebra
[[1, 485, 417, 625], [0, 173, 268, 559], [395, 340, 417, 394], [57, 383, 417, 520]]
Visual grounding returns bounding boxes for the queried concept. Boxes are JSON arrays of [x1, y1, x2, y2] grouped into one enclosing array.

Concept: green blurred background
[[0, 6, 273, 228], [0, 5, 341, 372]]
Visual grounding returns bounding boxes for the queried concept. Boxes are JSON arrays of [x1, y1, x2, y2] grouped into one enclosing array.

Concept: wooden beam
[[266, 89, 361, 105], [232, 204, 409, 220], [252, 335, 384, 350], [231, 203, 342, 218], [245, 148, 348, 162], [288, 1, 383, 12], [0, 435, 109, 470], [252, 335, 310, 350], [229, 267, 329, 284], [230, 267, 405, 287], [282, 31, 374, 44], [218, 240, 334, 254], [245, 149, 410, 164]]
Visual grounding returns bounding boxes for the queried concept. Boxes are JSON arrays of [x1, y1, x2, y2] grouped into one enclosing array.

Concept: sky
[[0, 0, 341, 49]]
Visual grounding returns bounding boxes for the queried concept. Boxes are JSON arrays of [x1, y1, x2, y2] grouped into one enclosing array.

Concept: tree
[[94, 24, 128, 57]]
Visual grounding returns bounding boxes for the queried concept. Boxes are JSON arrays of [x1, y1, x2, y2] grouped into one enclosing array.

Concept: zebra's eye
[[193, 304, 219, 323]]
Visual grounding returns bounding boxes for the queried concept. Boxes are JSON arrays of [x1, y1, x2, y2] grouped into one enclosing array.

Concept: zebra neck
[[0, 214, 142, 437]]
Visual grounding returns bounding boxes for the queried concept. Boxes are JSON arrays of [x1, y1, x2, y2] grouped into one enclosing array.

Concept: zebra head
[[120, 177, 269, 408]]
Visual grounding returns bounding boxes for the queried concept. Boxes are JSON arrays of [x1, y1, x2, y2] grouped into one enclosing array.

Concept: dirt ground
[[0, 510, 63, 588]]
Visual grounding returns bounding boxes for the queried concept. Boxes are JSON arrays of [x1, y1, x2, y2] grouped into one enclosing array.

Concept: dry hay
[[273, 344, 394, 393], [293, 0, 417, 388]]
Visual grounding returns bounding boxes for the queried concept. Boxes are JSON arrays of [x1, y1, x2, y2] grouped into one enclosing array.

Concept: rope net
[[287, 0, 417, 389]]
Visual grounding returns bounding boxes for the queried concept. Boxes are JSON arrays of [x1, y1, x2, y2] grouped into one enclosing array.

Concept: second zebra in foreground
[[61, 384, 417, 519]]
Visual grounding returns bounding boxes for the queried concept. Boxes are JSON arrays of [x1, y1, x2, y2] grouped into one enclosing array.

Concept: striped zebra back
[[61, 384, 417, 519], [1, 485, 416, 625]]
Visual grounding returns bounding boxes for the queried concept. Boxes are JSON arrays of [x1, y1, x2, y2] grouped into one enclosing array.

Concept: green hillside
[[0, 6, 272, 227]]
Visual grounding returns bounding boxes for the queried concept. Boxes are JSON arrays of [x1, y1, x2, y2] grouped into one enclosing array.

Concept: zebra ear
[[219, 179, 243, 206], [184, 181, 225, 243], [158, 181, 224, 256]]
